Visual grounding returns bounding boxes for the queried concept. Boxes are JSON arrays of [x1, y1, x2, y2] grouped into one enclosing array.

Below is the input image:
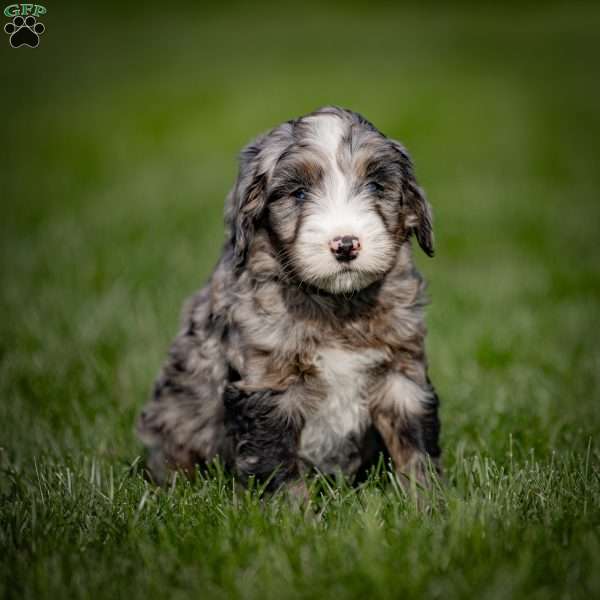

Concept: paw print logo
[[4, 15, 45, 48]]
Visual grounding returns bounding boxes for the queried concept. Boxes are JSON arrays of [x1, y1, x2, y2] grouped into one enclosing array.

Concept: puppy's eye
[[366, 181, 384, 194], [291, 188, 307, 201]]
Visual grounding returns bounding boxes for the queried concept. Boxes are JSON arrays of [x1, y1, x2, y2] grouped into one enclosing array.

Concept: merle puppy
[[137, 106, 441, 490]]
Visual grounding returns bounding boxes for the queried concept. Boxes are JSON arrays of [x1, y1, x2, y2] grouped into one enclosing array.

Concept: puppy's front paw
[[224, 385, 300, 490]]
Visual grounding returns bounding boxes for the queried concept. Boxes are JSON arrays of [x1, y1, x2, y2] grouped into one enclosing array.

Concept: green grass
[[1, 2, 599, 599]]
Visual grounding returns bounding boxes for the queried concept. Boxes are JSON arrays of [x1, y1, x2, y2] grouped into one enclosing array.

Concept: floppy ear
[[226, 137, 269, 270], [391, 140, 435, 257], [405, 179, 434, 257]]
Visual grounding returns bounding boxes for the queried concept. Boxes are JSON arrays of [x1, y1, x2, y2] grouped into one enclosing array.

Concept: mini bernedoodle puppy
[[137, 106, 441, 490]]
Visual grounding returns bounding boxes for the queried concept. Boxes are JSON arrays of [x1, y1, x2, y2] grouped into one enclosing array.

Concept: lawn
[[1, 2, 599, 599]]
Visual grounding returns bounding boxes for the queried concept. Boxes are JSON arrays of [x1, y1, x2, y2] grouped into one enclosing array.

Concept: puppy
[[137, 106, 441, 490]]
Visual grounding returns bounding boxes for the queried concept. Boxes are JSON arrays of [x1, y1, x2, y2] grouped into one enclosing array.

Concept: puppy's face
[[229, 107, 433, 294]]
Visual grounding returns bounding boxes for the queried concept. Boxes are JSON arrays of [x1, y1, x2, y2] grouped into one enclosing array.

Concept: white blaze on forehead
[[303, 113, 347, 159], [303, 115, 357, 236]]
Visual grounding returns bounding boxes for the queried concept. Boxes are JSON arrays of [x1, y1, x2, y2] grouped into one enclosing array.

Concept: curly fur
[[137, 106, 441, 488]]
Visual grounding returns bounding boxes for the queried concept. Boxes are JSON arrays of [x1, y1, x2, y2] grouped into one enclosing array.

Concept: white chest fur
[[298, 347, 385, 473]]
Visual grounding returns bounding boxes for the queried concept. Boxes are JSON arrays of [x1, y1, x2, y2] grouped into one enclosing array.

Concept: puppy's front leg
[[370, 373, 441, 488], [223, 385, 302, 491]]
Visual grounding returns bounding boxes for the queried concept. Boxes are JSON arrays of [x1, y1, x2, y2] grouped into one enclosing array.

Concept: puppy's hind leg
[[137, 291, 229, 484], [137, 374, 226, 484]]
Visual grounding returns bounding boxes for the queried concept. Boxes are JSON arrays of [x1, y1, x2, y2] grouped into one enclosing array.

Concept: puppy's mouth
[[307, 264, 382, 294]]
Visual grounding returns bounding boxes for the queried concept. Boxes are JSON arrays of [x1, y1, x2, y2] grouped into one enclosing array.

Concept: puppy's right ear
[[226, 136, 268, 270]]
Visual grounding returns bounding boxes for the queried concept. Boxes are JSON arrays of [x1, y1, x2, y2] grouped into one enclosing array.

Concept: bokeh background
[[1, 2, 599, 599]]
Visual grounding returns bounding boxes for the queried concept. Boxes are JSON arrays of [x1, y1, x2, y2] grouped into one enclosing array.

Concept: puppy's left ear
[[405, 179, 434, 257], [391, 140, 435, 257]]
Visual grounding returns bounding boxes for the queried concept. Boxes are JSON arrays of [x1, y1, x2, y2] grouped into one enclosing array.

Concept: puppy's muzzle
[[329, 235, 361, 262]]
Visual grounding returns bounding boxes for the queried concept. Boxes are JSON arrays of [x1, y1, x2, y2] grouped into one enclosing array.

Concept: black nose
[[329, 235, 361, 262]]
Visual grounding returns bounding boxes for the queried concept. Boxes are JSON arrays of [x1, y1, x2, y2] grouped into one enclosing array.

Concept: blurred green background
[[1, 2, 599, 599]]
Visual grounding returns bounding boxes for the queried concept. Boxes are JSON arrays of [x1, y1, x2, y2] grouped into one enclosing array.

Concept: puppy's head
[[226, 106, 433, 294]]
